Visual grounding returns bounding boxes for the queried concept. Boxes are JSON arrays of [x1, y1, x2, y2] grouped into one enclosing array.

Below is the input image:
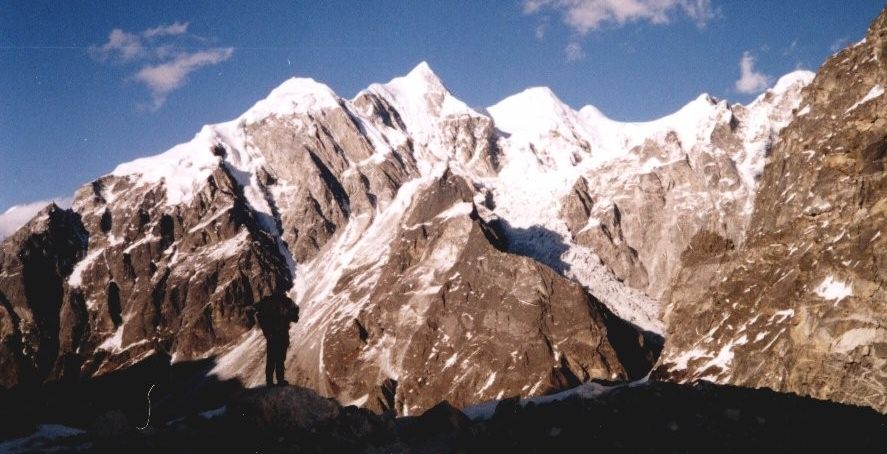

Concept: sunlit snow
[[814, 276, 853, 302]]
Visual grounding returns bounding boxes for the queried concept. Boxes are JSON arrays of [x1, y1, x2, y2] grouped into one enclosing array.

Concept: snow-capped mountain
[[0, 52, 817, 414]]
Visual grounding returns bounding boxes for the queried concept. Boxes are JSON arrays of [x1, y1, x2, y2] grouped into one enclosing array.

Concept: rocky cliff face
[[0, 205, 87, 386], [287, 169, 650, 415], [656, 9, 887, 413], [0, 47, 822, 414]]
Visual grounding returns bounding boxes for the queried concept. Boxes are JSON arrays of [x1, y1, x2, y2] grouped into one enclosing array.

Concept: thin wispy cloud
[[132, 48, 234, 111], [142, 21, 190, 39], [783, 39, 799, 56], [829, 37, 849, 53], [0, 197, 73, 241], [524, 0, 717, 33], [524, 0, 717, 62], [535, 23, 548, 40], [90, 22, 232, 111], [734, 51, 772, 94], [565, 41, 586, 61], [90, 29, 146, 62]]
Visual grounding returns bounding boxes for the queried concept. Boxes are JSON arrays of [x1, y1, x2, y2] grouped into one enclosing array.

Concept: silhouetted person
[[254, 293, 299, 386]]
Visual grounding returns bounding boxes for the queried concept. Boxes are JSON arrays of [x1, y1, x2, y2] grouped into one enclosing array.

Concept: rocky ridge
[[656, 9, 887, 413], [2, 380, 885, 453]]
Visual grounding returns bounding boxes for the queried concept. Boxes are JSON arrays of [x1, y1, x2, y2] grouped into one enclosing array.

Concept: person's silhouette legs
[[275, 339, 288, 385], [265, 338, 277, 387]]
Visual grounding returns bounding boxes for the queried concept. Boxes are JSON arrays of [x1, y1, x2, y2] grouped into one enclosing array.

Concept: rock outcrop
[[656, 8, 887, 413]]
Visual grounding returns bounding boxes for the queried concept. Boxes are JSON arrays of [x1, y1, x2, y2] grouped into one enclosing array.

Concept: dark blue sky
[[1, 0, 884, 210]]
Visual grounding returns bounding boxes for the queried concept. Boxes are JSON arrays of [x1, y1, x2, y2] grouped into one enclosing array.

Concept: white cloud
[[90, 29, 145, 62], [90, 22, 231, 110], [132, 48, 234, 111], [734, 51, 772, 94], [0, 197, 73, 241], [523, 0, 717, 34], [142, 21, 189, 39], [90, 22, 189, 63], [565, 41, 586, 61]]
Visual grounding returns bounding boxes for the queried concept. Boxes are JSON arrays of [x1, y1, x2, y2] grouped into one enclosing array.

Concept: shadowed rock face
[[0, 205, 87, 386], [657, 9, 887, 413]]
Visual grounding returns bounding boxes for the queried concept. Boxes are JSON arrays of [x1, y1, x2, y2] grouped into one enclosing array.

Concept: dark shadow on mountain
[[487, 217, 571, 274], [594, 296, 664, 379]]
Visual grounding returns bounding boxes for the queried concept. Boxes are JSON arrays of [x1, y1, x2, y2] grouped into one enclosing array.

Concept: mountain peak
[[240, 77, 341, 123], [366, 62, 478, 137], [770, 70, 815, 95], [505, 86, 564, 104], [381, 61, 448, 97], [487, 86, 577, 137], [405, 61, 438, 81], [488, 86, 576, 119]]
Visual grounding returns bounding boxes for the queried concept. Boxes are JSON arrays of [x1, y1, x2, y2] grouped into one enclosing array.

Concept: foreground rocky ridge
[[2, 377, 884, 453], [657, 9, 887, 412], [0, 30, 831, 415]]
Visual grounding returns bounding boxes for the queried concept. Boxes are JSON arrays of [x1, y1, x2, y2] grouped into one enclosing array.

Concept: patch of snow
[[0, 424, 86, 453], [200, 405, 227, 419], [205, 230, 249, 261], [464, 379, 632, 420], [769, 309, 795, 323], [814, 276, 853, 302], [68, 249, 104, 287], [477, 372, 497, 395], [442, 352, 459, 370], [435, 202, 474, 221], [667, 347, 710, 372], [123, 233, 158, 254], [846, 85, 884, 113], [99, 324, 125, 351]]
